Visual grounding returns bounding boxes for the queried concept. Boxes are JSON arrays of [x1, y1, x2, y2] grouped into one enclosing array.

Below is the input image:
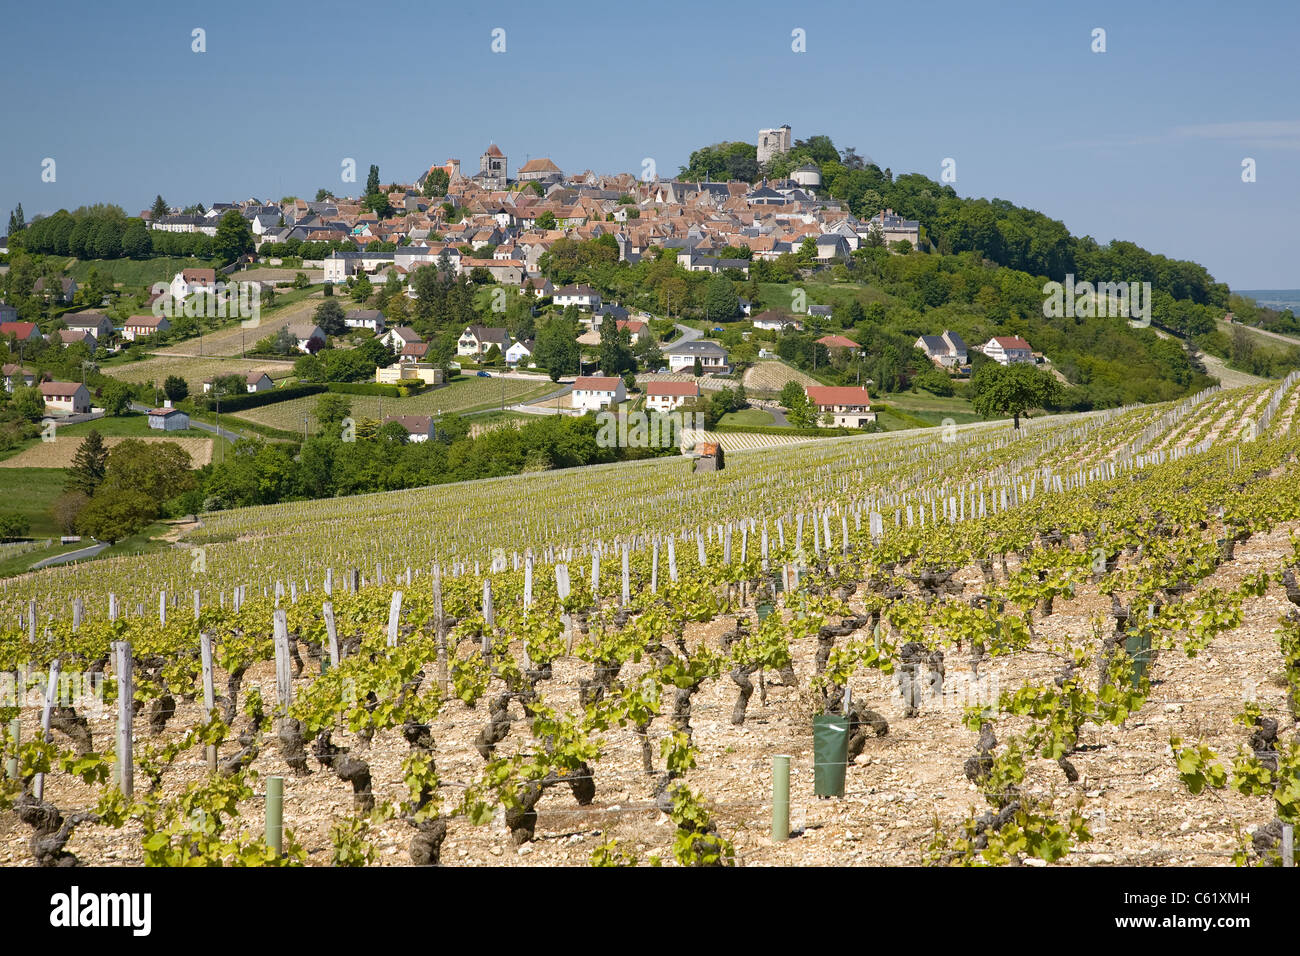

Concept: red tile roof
[[573, 376, 622, 391], [991, 336, 1031, 350], [816, 334, 859, 349], [646, 381, 699, 397], [805, 385, 872, 407]]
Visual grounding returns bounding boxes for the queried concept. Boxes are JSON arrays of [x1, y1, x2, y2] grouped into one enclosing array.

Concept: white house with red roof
[[169, 268, 218, 302], [122, 315, 171, 341], [981, 335, 1033, 366], [571, 375, 626, 411], [645, 380, 699, 413], [40, 381, 91, 414], [804, 385, 875, 428]]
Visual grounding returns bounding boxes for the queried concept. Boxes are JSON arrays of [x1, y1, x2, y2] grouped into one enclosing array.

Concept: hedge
[[325, 381, 426, 399], [208, 382, 325, 412]]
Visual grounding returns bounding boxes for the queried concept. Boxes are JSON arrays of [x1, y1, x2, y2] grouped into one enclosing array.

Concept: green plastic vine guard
[[813, 713, 849, 798]]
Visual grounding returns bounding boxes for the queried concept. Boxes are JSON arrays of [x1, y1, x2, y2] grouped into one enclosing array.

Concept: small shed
[[148, 407, 190, 431], [692, 441, 725, 473]]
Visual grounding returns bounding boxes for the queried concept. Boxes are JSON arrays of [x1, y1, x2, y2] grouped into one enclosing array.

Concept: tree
[[66, 429, 109, 496], [315, 299, 347, 336], [100, 381, 133, 416], [7, 203, 25, 235], [970, 362, 1063, 429], [423, 169, 449, 198], [634, 336, 664, 372], [351, 275, 373, 303], [780, 380, 818, 427], [11, 384, 45, 422], [0, 512, 30, 542], [533, 315, 580, 381], [213, 209, 254, 263], [121, 218, 152, 258], [100, 439, 195, 504], [693, 356, 703, 377], [366, 165, 381, 196], [315, 188, 332, 202], [52, 491, 89, 535], [163, 375, 189, 402], [315, 393, 352, 435], [704, 274, 738, 321], [598, 317, 633, 376], [150, 195, 169, 220], [535, 211, 557, 230], [75, 489, 158, 544]]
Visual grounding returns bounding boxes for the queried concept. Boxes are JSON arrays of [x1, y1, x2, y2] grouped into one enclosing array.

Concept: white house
[[2, 364, 36, 392], [383, 415, 435, 443], [169, 268, 218, 302], [40, 381, 92, 414], [571, 375, 626, 411], [245, 372, 274, 392], [751, 310, 802, 332], [505, 339, 534, 367], [804, 385, 875, 428], [915, 330, 968, 368], [664, 340, 729, 375], [287, 323, 326, 353], [981, 336, 1033, 366], [148, 407, 190, 431], [33, 277, 77, 303], [344, 309, 386, 333], [645, 380, 698, 413], [56, 329, 97, 349], [554, 284, 601, 310], [122, 315, 171, 341], [457, 325, 510, 359], [64, 313, 114, 341], [382, 326, 422, 351]]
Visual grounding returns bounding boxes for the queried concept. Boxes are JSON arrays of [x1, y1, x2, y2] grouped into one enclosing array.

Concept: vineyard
[[1, 374, 1298, 867]]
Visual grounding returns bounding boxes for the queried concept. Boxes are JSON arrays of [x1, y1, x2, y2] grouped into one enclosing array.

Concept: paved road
[[670, 323, 703, 347], [30, 542, 108, 569], [129, 402, 245, 442]]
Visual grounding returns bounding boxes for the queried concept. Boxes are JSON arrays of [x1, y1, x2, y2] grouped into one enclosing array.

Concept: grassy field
[[0, 468, 69, 536], [0, 413, 226, 466], [0, 435, 214, 469], [718, 408, 776, 427], [66, 257, 218, 290], [229, 377, 558, 431], [877, 390, 981, 425], [108, 355, 296, 390], [756, 280, 892, 313]]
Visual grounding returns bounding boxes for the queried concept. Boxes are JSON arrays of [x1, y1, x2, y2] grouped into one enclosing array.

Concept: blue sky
[[2, 0, 1297, 289]]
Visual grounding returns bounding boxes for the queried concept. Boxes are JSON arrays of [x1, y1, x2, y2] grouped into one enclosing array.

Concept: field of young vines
[[1, 373, 1298, 867]]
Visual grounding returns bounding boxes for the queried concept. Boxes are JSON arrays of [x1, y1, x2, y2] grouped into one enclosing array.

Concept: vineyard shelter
[[692, 441, 725, 472], [148, 406, 190, 431]]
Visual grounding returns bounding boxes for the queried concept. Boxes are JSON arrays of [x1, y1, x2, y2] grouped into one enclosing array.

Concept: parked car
[[477, 370, 492, 377]]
